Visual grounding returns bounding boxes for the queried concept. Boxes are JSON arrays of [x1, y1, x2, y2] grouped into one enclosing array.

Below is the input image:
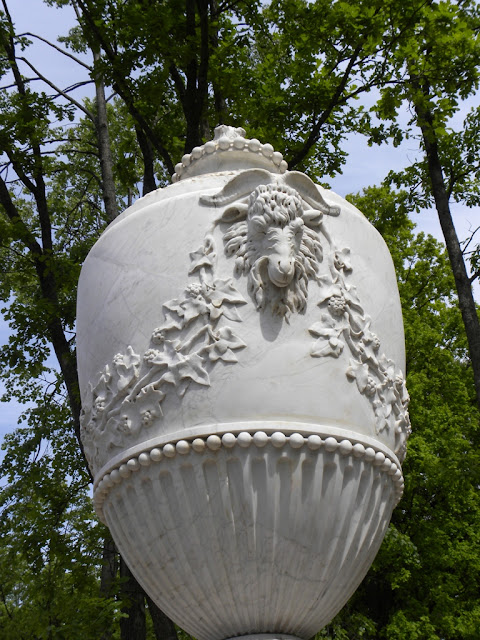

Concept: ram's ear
[[218, 203, 249, 224], [302, 209, 324, 228], [199, 168, 273, 207], [284, 171, 340, 216]]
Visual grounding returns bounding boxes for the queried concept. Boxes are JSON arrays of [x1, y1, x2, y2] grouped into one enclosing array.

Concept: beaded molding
[[93, 430, 404, 521], [172, 125, 288, 183]]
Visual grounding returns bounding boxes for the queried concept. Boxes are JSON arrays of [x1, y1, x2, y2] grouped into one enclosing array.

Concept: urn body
[[77, 129, 409, 640]]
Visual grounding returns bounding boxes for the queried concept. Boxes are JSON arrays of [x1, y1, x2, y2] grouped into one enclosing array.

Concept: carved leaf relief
[[308, 246, 411, 462], [80, 235, 247, 472], [81, 169, 410, 472], [202, 169, 410, 460]]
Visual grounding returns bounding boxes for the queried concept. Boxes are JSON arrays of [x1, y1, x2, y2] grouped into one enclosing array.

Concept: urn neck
[[172, 125, 288, 182]]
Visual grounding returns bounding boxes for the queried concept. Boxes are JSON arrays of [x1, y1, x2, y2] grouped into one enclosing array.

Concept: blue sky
[[1, 0, 478, 452]]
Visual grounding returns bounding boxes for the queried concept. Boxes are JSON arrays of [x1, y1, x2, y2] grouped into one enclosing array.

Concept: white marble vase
[[77, 126, 410, 640]]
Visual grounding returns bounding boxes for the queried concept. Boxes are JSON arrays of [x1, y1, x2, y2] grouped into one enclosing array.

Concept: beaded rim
[[93, 430, 404, 521], [172, 125, 288, 182]]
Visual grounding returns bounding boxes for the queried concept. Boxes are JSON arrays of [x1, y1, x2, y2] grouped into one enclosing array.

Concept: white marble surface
[[99, 431, 400, 640], [77, 125, 410, 639], [77, 154, 409, 475]]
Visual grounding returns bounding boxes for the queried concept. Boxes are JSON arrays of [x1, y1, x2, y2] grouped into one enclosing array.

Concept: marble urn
[[77, 126, 410, 640]]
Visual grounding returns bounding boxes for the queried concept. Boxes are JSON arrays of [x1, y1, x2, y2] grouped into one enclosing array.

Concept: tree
[[0, 2, 165, 636], [317, 185, 480, 639], [372, 0, 480, 408]]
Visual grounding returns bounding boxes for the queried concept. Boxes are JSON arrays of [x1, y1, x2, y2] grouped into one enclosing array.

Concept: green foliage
[[316, 185, 480, 639], [0, 388, 120, 638], [373, 0, 480, 132]]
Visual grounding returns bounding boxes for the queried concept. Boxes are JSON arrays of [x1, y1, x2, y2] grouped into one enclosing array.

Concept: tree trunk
[[74, 0, 175, 175], [209, 0, 226, 125], [100, 533, 118, 640], [414, 96, 480, 408], [145, 594, 179, 640], [136, 126, 157, 196], [120, 559, 147, 640], [93, 49, 118, 223]]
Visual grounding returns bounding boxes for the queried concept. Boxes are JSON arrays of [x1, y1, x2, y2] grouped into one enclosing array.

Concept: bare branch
[[63, 79, 94, 94], [17, 57, 94, 120], [469, 269, 480, 284], [0, 77, 41, 89], [20, 32, 92, 70], [461, 224, 480, 254]]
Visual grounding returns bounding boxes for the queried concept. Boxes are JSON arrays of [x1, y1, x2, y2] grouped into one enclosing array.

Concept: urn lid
[[172, 125, 288, 182]]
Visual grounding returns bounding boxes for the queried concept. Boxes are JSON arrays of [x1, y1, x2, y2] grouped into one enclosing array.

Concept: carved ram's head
[[200, 169, 340, 316]]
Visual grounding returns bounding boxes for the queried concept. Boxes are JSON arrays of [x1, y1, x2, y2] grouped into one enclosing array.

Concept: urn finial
[[172, 124, 288, 182]]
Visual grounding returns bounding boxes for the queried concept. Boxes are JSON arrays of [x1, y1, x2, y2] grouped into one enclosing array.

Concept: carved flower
[[394, 372, 409, 404], [316, 279, 340, 305], [364, 375, 378, 397], [328, 294, 347, 317], [106, 414, 132, 449], [357, 331, 381, 366], [151, 328, 166, 345], [120, 385, 166, 433], [395, 412, 411, 437], [94, 397, 106, 412], [184, 284, 211, 320], [163, 278, 246, 328], [334, 248, 352, 272], [117, 414, 132, 435], [316, 280, 356, 318], [186, 283, 204, 298], [144, 348, 166, 366], [346, 359, 378, 398], [137, 385, 165, 422]]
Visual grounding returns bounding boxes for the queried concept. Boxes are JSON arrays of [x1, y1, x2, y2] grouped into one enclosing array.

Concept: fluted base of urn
[[93, 424, 403, 640]]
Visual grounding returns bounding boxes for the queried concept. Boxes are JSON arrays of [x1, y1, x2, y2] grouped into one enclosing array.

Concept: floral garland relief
[[80, 234, 247, 471], [308, 242, 411, 462], [81, 171, 411, 470]]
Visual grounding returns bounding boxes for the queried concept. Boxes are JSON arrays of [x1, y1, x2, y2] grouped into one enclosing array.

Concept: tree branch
[[74, 0, 175, 175], [17, 57, 94, 120], [21, 31, 92, 70], [287, 45, 363, 168]]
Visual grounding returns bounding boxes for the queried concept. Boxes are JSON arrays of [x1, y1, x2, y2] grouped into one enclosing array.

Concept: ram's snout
[[265, 219, 304, 287]]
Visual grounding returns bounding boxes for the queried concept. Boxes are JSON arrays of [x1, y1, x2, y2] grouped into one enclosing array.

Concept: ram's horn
[[199, 169, 274, 207], [284, 171, 341, 216]]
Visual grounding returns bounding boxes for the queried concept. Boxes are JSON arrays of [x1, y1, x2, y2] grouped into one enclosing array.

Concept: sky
[[1, 0, 479, 452]]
